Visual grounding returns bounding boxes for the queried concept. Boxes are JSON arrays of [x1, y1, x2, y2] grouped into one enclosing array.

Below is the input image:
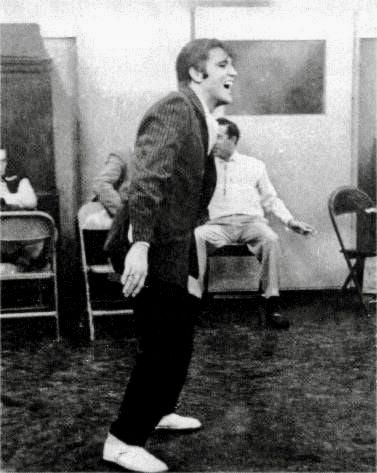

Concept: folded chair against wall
[[78, 202, 132, 341], [328, 186, 376, 315], [0, 211, 60, 339]]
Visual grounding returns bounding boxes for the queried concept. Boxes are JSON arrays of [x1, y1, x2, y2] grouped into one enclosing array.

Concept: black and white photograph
[[1, 1, 376, 472]]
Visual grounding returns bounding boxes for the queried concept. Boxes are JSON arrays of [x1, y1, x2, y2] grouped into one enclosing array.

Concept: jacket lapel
[[179, 87, 217, 223]]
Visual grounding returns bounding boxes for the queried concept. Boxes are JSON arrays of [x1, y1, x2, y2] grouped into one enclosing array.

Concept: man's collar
[[230, 150, 238, 161], [216, 150, 238, 163]]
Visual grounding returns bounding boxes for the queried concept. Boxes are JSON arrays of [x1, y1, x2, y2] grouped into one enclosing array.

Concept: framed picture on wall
[[224, 39, 325, 115]]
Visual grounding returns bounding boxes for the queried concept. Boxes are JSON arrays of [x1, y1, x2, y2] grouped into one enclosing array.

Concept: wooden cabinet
[[0, 23, 59, 223]]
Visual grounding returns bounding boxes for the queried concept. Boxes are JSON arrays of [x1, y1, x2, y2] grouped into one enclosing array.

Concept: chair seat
[[88, 263, 115, 274], [341, 249, 376, 258], [0, 270, 54, 281], [210, 245, 252, 258]]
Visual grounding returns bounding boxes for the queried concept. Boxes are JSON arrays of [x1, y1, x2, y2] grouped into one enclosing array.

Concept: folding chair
[[328, 186, 376, 315], [0, 211, 60, 340], [78, 202, 133, 341]]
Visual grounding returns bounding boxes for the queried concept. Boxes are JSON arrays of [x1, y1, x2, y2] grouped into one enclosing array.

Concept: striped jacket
[[129, 86, 216, 288]]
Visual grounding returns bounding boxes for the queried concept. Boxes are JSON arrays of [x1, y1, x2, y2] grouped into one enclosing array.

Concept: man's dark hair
[[217, 117, 240, 144], [176, 38, 231, 86]]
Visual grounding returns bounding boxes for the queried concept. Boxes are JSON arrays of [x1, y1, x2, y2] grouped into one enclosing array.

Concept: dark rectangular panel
[[226, 40, 325, 115]]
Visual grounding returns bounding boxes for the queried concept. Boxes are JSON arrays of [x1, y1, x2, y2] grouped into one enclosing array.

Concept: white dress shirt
[[208, 151, 293, 224]]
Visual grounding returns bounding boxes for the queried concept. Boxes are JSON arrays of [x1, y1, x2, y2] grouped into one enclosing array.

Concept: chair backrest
[[328, 186, 374, 217], [0, 210, 55, 243], [77, 201, 112, 230], [328, 186, 375, 252], [0, 210, 57, 276], [78, 202, 113, 267], [0, 211, 56, 262]]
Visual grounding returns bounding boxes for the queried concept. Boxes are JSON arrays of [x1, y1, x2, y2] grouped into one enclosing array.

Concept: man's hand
[[121, 242, 149, 298], [288, 219, 316, 236]]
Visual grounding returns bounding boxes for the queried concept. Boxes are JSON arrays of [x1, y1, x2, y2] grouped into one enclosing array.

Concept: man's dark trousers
[[110, 279, 195, 446]]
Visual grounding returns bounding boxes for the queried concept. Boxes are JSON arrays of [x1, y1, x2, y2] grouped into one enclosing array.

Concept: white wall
[[1, 0, 191, 198], [1, 0, 376, 289]]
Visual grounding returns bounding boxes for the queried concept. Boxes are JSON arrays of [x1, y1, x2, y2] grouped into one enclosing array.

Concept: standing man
[[192, 118, 315, 329], [103, 39, 237, 472]]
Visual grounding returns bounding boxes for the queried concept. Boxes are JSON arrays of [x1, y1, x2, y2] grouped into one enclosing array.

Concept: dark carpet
[[1, 293, 376, 472]]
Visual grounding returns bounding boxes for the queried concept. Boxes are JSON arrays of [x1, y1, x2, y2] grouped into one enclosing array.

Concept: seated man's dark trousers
[[109, 278, 195, 446]]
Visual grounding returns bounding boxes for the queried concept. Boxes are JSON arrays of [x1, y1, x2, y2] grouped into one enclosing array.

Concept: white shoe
[[155, 413, 202, 431], [103, 433, 168, 472]]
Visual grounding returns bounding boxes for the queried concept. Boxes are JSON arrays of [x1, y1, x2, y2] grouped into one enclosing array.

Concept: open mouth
[[224, 80, 233, 90]]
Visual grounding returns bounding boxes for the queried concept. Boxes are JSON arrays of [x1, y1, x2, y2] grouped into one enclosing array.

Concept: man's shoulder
[[139, 90, 195, 129], [150, 90, 193, 111]]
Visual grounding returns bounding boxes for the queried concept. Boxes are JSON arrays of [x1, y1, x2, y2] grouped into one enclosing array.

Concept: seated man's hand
[[288, 219, 316, 236], [121, 242, 149, 298], [365, 207, 377, 214]]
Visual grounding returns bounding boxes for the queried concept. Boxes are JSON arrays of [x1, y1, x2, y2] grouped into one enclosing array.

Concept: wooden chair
[[0, 211, 60, 340], [328, 186, 376, 315]]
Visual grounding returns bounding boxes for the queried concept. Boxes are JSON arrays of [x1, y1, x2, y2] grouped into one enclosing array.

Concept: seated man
[[0, 149, 43, 271], [87, 150, 132, 229], [192, 118, 315, 329]]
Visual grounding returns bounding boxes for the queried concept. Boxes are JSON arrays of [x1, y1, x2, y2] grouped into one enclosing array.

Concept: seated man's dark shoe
[[265, 297, 290, 330]]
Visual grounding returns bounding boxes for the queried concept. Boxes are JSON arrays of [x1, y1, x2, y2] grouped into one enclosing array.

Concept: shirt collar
[[216, 150, 238, 163]]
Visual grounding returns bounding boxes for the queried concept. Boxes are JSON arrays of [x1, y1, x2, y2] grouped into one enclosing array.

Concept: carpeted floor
[[1, 293, 376, 472]]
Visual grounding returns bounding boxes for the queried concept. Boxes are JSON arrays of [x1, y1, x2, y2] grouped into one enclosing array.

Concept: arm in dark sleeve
[[129, 95, 190, 243]]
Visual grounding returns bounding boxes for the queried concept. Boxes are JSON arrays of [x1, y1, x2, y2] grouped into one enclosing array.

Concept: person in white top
[[0, 149, 37, 210], [193, 118, 315, 329], [0, 149, 45, 272]]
